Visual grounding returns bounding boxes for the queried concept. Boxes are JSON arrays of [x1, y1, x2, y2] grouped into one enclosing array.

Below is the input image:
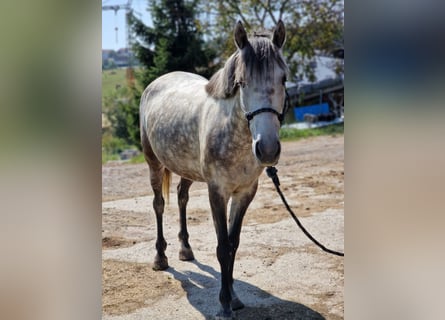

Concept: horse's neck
[[203, 94, 262, 178], [226, 96, 251, 141]]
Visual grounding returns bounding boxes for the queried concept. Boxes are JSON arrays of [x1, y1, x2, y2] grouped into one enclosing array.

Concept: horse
[[140, 20, 288, 319]]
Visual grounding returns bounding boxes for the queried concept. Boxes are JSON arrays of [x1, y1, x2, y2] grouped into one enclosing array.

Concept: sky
[[102, 0, 152, 50]]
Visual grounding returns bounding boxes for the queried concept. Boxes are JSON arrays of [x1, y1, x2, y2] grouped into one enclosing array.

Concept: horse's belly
[[150, 131, 205, 182], [160, 155, 205, 182]]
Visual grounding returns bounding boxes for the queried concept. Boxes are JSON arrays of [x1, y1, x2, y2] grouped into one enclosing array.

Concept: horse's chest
[[204, 132, 260, 184]]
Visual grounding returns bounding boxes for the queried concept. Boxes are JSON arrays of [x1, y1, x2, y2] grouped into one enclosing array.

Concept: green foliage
[[101, 0, 220, 151], [279, 123, 344, 141], [103, 85, 142, 150], [102, 133, 131, 164], [201, 0, 344, 81], [128, 0, 216, 88], [149, 37, 170, 80]]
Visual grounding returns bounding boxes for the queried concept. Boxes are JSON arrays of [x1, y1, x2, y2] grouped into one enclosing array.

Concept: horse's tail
[[162, 168, 171, 204]]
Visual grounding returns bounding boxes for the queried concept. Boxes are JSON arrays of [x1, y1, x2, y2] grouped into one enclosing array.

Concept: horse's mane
[[205, 31, 288, 99]]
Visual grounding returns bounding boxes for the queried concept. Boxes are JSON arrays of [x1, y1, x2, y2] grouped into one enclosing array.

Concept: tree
[[102, 0, 217, 150], [201, 0, 344, 82], [128, 0, 216, 88], [103, 85, 141, 149]]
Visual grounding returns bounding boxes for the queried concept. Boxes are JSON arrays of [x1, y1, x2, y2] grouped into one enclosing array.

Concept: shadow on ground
[[166, 260, 325, 320]]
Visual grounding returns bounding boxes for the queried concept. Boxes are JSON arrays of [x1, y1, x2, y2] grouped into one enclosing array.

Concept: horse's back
[[143, 71, 207, 94], [140, 72, 209, 181], [141, 71, 208, 117]]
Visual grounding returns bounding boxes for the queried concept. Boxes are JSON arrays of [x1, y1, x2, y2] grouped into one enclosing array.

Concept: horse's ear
[[234, 21, 248, 49], [272, 20, 286, 48]]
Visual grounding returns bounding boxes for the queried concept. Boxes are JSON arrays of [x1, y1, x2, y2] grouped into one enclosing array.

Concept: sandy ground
[[102, 135, 344, 320]]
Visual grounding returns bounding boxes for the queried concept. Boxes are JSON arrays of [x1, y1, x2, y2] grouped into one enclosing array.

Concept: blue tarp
[[293, 103, 330, 121]]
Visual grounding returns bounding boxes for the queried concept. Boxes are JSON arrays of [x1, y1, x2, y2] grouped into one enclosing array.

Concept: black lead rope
[[266, 166, 344, 257]]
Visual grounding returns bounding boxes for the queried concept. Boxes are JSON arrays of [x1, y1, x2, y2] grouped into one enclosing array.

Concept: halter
[[244, 88, 290, 127]]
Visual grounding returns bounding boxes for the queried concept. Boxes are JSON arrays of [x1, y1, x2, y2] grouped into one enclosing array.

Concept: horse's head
[[234, 21, 288, 166]]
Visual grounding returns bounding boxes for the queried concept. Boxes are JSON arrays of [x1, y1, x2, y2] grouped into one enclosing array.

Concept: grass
[[101, 132, 138, 164], [129, 153, 145, 164], [102, 67, 143, 106], [102, 68, 128, 100], [102, 151, 121, 164], [279, 122, 344, 141]]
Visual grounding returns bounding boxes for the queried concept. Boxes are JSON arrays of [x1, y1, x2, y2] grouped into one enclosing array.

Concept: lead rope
[[266, 166, 344, 257]]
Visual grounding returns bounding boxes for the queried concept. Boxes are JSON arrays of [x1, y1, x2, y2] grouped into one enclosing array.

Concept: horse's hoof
[[231, 297, 244, 311], [179, 247, 195, 261], [152, 255, 169, 271], [215, 308, 233, 320]]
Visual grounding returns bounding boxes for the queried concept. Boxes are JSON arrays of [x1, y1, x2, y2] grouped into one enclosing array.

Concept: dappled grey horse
[[140, 21, 288, 319]]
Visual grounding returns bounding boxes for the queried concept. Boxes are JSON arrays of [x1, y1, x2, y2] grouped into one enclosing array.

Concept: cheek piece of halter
[[242, 86, 291, 127]]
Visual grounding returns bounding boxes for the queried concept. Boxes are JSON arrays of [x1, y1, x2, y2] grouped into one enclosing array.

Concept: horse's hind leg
[[177, 177, 195, 261], [142, 128, 168, 270]]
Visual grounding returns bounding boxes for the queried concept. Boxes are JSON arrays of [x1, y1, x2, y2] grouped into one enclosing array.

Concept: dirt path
[[102, 135, 344, 320]]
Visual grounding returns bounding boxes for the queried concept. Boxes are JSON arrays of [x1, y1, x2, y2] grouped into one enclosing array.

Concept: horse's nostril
[[275, 141, 281, 158], [254, 140, 280, 164], [255, 141, 262, 158]]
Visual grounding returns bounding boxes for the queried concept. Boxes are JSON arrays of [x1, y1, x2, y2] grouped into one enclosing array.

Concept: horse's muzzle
[[254, 139, 281, 166]]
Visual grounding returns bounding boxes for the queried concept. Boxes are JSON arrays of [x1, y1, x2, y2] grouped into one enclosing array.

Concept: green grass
[[102, 68, 128, 100], [129, 153, 145, 164], [101, 133, 136, 164], [279, 123, 344, 141], [102, 151, 120, 164], [102, 68, 144, 107]]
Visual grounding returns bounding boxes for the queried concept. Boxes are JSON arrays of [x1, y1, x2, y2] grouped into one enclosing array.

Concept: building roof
[[286, 55, 343, 101]]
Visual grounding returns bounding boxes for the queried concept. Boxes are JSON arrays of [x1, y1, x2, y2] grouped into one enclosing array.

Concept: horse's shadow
[[166, 260, 325, 320]]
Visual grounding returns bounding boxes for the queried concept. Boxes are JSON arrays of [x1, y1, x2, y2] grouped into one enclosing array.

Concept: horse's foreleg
[[150, 167, 169, 271], [227, 181, 258, 311], [177, 177, 194, 261], [208, 184, 232, 319]]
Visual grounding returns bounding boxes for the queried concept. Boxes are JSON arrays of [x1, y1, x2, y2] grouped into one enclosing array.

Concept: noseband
[[244, 89, 290, 127]]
